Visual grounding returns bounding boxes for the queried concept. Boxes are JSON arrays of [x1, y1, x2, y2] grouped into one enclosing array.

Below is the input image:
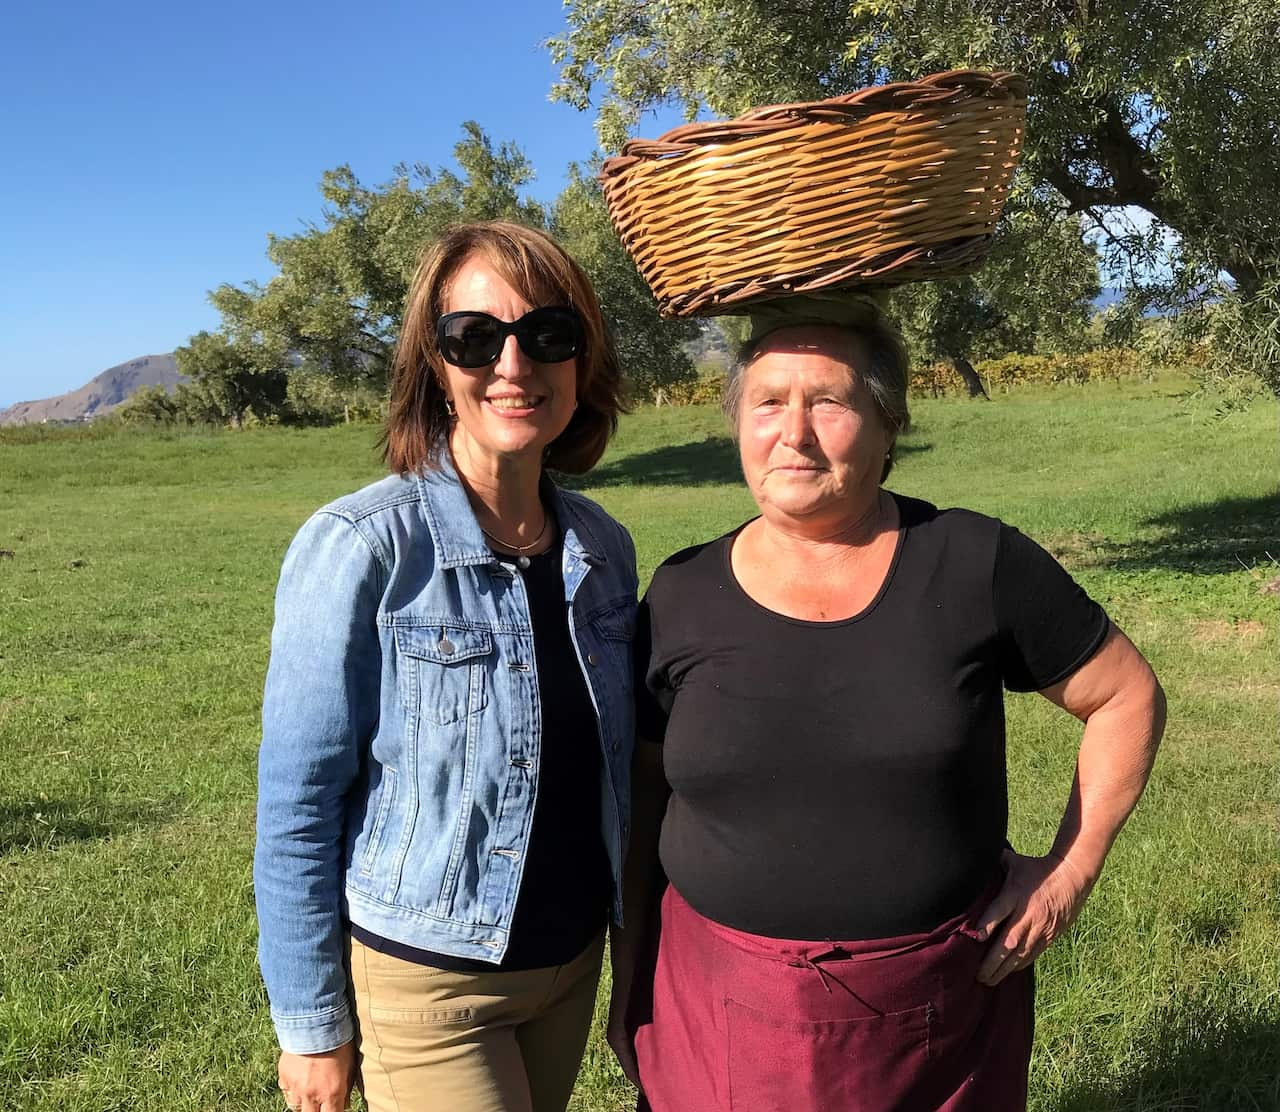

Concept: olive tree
[[549, 0, 1280, 391]]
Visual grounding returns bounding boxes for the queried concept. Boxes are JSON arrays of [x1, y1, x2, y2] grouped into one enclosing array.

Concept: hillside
[[0, 354, 183, 426]]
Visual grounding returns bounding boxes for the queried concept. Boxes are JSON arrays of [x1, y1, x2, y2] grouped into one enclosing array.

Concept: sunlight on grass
[[1, 381, 1276, 1111]]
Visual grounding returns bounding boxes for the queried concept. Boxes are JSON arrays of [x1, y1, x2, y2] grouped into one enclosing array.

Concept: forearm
[[978, 625, 1165, 984], [1050, 670, 1166, 884], [254, 766, 357, 1053]]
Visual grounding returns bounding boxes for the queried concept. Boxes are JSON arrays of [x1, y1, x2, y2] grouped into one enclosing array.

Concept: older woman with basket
[[610, 304, 1165, 1110], [254, 221, 637, 1112], [592, 69, 1164, 1109]]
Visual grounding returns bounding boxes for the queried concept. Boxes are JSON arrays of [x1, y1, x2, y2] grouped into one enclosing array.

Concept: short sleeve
[[994, 524, 1110, 692], [634, 594, 675, 741]]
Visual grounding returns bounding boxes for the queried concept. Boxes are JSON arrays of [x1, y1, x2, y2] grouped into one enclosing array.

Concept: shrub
[[911, 348, 1153, 397], [117, 385, 187, 424], [284, 371, 385, 426], [655, 374, 725, 406]]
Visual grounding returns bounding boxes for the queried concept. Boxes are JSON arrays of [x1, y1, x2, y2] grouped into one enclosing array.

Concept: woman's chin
[[754, 483, 839, 520], [759, 499, 834, 523], [454, 422, 562, 468]]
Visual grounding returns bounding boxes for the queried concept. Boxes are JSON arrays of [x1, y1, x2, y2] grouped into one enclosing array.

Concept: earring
[[444, 397, 457, 418]]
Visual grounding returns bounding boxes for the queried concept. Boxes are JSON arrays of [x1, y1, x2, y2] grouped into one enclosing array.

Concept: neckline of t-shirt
[[720, 492, 909, 629]]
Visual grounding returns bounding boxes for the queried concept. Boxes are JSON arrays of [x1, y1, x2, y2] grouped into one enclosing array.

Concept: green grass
[[1, 378, 1277, 1111]]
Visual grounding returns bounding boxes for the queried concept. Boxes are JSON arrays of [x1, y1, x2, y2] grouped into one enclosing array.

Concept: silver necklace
[[481, 514, 549, 569]]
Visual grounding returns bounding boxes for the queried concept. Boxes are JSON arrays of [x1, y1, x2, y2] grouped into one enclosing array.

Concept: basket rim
[[601, 69, 1026, 175]]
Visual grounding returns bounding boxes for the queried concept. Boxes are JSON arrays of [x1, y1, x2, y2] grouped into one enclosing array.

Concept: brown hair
[[383, 221, 627, 475], [722, 322, 911, 482]]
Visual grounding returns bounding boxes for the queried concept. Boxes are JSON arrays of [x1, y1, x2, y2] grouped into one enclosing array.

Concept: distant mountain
[[0, 354, 184, 426]]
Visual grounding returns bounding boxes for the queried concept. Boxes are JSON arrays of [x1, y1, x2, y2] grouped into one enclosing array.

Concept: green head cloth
[[745, 290, 891, 347]]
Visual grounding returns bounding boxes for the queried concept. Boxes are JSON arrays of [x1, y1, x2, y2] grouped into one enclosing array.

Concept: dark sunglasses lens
[[440, 315, 502, 368], [518, 309, 581, 363]]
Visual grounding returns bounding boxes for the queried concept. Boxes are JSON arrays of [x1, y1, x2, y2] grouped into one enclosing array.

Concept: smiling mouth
[[486, 395, 545, 411]]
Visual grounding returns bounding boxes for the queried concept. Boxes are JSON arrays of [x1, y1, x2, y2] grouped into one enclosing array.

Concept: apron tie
[[788, 953, 836, 993]]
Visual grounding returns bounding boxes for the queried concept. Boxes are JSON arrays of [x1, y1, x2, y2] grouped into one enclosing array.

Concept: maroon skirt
[[631, 883, 1033, 1112]]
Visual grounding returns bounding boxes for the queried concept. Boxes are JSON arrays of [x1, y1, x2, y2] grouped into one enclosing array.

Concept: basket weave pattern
[[600, 70, 1027, 318]]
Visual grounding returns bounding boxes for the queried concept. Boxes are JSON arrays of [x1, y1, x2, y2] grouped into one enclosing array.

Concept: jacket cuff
[[272, 1003, 355, 1055]]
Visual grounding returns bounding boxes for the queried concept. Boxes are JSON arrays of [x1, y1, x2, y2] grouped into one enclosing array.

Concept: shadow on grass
[[566, 436, 933, 491], [1098, 493, 1280, 575], [1052, 1012, 1280, 1111], [0, 797, 155, 854]]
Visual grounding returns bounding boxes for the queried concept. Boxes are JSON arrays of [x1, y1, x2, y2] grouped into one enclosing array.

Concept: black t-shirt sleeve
[[994, 524, 1110, 692], [634, 593, 674, 740]]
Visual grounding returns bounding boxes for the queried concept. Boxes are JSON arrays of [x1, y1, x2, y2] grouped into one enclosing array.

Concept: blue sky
[[0, 0, 685, 407]]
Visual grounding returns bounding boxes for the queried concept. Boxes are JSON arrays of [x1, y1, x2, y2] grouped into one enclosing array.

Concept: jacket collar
[[414, 443, 608, 570]]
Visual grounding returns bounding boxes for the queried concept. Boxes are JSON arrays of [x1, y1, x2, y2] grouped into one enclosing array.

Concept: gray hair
[[721, 321, 912, 482]]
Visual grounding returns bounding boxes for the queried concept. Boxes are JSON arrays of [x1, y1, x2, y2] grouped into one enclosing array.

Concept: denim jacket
[[253, 449, 638, 1054]]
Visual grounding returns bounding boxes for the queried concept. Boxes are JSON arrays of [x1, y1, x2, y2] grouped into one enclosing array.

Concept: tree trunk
[[951, 357, 989, 399]]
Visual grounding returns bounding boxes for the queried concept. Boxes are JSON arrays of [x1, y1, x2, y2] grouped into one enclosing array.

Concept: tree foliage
[[210, 124, 544, 394], [890, 202, 1100, 377], [118, 384, 184, 425], [549, 0, 1280, 391], [203, 124, 692, 407], [710, 202, 1099, 395], [119, 333, 288, 427], [172, 331, 288, 427], [552, 165, 697, 399]]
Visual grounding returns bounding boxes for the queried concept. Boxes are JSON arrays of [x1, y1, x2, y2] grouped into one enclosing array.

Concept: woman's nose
[[780, 402, 814, 448], [491, 334, 531, 380]]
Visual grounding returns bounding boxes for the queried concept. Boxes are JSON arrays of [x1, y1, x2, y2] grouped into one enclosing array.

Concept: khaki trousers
[[348, 931, 605, 1112]]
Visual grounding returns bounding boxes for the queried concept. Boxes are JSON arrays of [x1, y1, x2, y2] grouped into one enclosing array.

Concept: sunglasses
[[436, 307, 584, 369]]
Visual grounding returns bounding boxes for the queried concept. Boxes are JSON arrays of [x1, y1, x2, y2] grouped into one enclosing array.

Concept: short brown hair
[[383, 221, 627, 475]]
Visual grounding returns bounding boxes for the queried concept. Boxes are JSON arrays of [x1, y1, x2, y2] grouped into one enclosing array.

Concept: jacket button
[[437, 637, 455, 656], [587, 652, 599, 666]]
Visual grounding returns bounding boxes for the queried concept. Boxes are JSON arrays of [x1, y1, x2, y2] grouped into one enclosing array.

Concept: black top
[[636, 495, 1109, 941], [353, 536, 611, 971]]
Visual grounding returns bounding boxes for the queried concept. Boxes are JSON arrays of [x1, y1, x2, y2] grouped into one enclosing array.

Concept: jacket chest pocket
[[395, 625, 493, 725], [580, 602, 636, 753], [585, 604, 635, 691]]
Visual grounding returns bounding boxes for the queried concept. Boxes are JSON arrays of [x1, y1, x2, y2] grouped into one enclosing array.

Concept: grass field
[[1, 378, 1277, 1111]]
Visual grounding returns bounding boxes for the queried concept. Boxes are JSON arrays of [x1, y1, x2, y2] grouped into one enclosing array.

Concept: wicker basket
[[600, 70, 1027, 318]]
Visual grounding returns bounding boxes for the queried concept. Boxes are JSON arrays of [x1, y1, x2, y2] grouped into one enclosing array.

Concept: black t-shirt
[[353, 537, 611, 970], [636, 495, 1109, 941]]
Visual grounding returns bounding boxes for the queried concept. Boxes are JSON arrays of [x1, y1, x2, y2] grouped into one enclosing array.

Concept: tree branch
[[1044, 167, 1117, 214], [1093, 101, 1162, 208]]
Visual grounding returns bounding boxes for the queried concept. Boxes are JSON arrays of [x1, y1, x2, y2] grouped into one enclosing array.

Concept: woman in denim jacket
[[255, 222, 638, 1112]]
